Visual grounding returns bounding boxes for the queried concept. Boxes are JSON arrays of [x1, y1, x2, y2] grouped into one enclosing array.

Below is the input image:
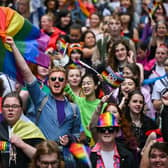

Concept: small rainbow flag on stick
[[147, 0, 159, 20], [75, 60, 124, 88], [101, 70, 124, 88], [69, 143, 92, 168], [57, 38, 68, 56]]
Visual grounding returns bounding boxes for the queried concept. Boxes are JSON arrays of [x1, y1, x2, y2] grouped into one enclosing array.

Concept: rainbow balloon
[[0, 7, 50, 83], [97, 112, 120, 127], [69, 143, 92, 168]]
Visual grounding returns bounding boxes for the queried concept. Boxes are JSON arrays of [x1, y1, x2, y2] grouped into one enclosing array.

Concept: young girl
[[124, 90, 157, 149], [119, 10, 139, 42], [66, 64, 83, 97], [64, 73, 102, 144], [82, 30, 100, 67], [88, 12, 103, 41]]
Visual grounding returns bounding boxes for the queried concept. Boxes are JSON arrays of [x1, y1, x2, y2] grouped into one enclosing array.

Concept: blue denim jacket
[[26, 78, 81, 142]]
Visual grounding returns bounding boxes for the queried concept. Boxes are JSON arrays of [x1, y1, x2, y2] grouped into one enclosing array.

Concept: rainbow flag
[[69, 143, 92, 168], [57, 38, 68, 55], [75, 0, 91, 17], [0, 7, 50, 83], [97, 112, 120, 127], [147, 0, 159, 18], [101, 70, 124, 88]]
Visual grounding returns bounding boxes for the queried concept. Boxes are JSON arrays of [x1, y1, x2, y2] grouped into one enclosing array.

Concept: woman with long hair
[[124, 90, 157, 150], [107, 39, 135, 73]]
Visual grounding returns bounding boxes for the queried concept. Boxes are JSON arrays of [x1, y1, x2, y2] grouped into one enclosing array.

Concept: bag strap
[[36, 96, 48, 125], [70, 102, 77, 118], [36, 97, 76, 125]]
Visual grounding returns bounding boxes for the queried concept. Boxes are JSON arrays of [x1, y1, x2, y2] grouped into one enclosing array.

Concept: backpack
[[35, 96, 77, 125]]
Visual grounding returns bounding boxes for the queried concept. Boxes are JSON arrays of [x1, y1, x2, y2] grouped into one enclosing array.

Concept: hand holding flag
[[69, 143, 92, 168]]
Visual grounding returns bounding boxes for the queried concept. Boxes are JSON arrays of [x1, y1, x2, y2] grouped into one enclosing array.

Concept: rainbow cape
[[0, 7, 50, 82], [69, 143, 92, 168], [97, 112, 120, 127]]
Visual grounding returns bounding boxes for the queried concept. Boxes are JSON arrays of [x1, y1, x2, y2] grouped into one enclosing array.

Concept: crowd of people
[[0, 0, 168, 168]]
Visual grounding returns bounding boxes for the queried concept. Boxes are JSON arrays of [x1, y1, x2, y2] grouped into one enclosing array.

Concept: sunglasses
[[97, 127, 117, 134], [50, 77, 65, 82]]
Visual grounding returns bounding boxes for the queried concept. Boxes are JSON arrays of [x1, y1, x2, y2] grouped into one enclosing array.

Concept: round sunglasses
[[50, 77, 65, 82]]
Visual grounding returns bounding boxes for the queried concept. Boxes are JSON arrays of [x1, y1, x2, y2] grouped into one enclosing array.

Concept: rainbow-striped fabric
[[75, 0, 91, 17], [70, 143, 92, 168], [0, 141, 10, 151], [0, 7, 50, 82], [97, 112, 120, 127], [101, 70, 124, 88]]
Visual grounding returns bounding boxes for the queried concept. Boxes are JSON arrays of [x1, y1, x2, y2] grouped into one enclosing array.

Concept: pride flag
[[70, 143, 92, 168], [75, 0, 91, 17], [101, 70, 124, 88], [0, 7, 50, 83], [57, 38, 68, 55]]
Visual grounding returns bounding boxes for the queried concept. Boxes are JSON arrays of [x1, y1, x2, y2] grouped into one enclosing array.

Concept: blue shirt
[[26, 77, 81, 141]]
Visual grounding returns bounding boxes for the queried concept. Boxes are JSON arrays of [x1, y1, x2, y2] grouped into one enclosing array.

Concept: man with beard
[[5, 36, 81, 167]]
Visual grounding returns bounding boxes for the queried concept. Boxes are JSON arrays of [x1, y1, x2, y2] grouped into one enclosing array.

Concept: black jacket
[[161, 105, 168, 142], [0, 121, 43, 168], [77, 142, 138, 168]]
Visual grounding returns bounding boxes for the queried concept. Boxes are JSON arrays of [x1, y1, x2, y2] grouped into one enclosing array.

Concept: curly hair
[[107, 39, 130, 72]]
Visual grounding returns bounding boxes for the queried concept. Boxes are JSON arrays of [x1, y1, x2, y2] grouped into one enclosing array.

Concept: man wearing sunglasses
[[90, 112, 136, 168], [6, 36, 81, 167]]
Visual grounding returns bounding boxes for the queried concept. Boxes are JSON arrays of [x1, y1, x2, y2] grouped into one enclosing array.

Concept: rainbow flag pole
[[63, 43, 69, 56]]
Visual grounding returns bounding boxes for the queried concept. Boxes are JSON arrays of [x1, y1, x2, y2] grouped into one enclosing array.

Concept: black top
[[0, 121, 43, 168]]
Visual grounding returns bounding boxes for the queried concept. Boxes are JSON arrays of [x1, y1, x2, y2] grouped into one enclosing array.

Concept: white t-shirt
[[101, 150, 114, 168], [152, 76, 168, 100]]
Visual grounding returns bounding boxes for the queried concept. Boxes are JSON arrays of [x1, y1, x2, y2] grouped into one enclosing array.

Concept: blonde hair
[[49, 66, 66, 78]]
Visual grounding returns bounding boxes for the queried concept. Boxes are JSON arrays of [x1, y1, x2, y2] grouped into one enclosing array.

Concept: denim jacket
[[26, 78, 81, 141]]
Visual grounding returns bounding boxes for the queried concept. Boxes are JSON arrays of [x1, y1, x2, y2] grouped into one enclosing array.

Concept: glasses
[[40, 160, 59, 168], [50, 77, 65, 82], [2, 104, 21, 109], [97, 127, 117, 134]]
